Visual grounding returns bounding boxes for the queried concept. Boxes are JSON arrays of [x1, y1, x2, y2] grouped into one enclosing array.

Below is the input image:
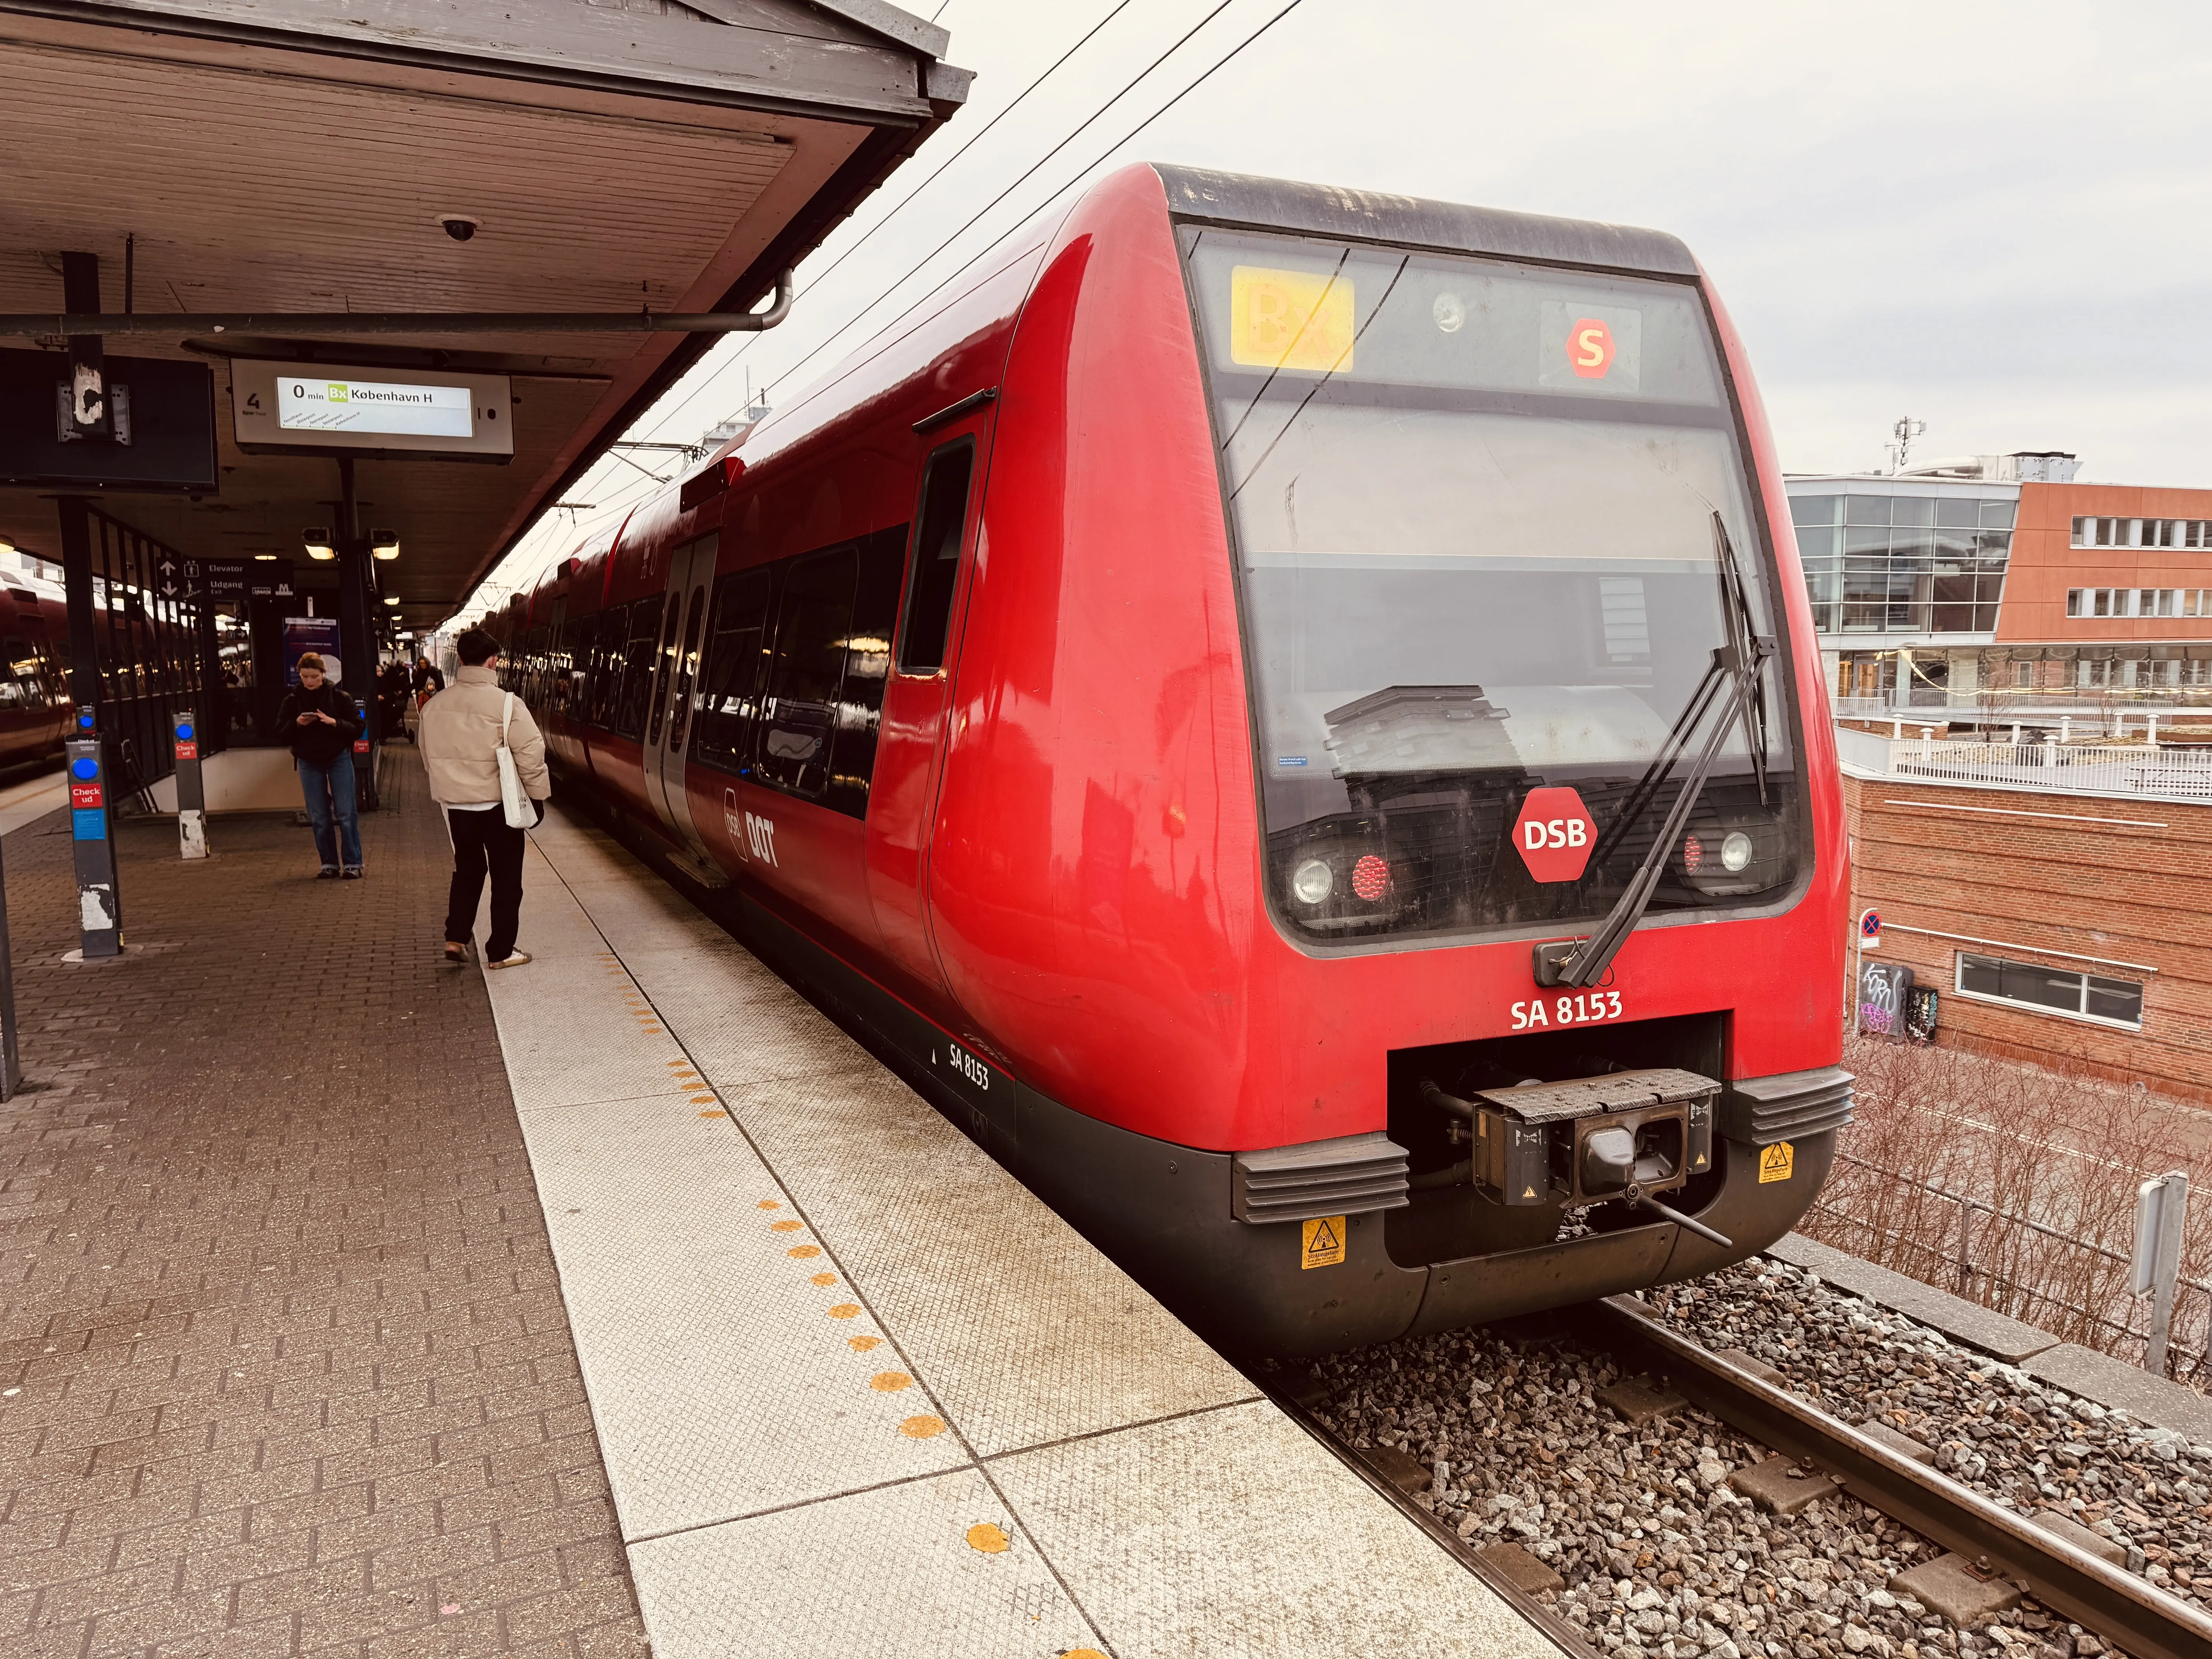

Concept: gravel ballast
[[1291, 1256, 2212, 1658]]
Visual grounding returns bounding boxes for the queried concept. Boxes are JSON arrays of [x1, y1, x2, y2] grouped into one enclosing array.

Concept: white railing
[[1832, 691, 2212, 723], [1863, 736, 2212, 800]]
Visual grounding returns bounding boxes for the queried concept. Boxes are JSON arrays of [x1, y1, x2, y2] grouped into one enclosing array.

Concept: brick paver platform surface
[[0, 749, 649, 1659]]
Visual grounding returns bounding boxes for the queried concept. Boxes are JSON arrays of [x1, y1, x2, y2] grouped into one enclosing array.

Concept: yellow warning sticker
[[1230, 266, 1356, 372], [1301, 1214, 1346, 1269], [1759, 1141, 1796, 1184]]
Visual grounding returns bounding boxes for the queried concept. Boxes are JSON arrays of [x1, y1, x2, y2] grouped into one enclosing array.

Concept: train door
[[867, 424, 988, 997], [640, 533, 722, 876]]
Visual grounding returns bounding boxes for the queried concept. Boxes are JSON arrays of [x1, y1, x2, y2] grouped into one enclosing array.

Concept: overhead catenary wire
[[747, 0, 1263, 406], [644, 0, 1138, 442], [457, 0, 1309, 625]]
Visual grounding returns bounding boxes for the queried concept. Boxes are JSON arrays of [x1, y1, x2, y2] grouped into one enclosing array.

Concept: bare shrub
[[1802, 1033, 2212, 1387]]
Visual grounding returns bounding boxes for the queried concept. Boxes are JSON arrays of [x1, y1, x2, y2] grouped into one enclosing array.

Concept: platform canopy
[[0, 0, 969, 630]]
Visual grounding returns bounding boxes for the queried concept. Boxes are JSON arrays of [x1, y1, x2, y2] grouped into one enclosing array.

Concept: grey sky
[[460, 0, 2212, 620]]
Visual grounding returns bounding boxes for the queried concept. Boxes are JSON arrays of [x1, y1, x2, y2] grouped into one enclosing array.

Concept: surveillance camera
[[440, 216, 481, 242]]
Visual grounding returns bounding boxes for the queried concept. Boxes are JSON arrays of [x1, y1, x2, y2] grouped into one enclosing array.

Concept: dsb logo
[[1512, 787, 1598, 883]]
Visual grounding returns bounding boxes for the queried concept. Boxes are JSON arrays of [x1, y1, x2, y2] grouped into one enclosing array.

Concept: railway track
[[1268, 1293, 2212, 1659], [1591, 1295, 2212, 1659]]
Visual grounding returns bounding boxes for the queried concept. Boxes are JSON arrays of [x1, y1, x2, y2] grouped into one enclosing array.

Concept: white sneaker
[[485, 951, 533, 970]]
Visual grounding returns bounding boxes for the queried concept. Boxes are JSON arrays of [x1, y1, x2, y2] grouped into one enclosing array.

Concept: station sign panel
[[0, 347, 218, 493], [229, 359, 514, 460]]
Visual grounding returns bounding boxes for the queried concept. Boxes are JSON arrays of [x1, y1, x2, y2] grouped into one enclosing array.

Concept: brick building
[[1838, 757, 2210, 1101], [1789, 456, 2212, 730]]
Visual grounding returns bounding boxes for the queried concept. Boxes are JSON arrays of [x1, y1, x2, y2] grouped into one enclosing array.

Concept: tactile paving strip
[[629, 1469, 1102, 1659], [994, 1401, 1546, 1656], [483, 807, 1562, 1659]]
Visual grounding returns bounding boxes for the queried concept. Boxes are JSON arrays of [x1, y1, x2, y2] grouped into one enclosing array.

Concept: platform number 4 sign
[[1301, 1215, 1346, 1269]]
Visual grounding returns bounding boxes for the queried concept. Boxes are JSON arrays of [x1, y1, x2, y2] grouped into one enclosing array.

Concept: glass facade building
[[1788, 483, 2016, 638]]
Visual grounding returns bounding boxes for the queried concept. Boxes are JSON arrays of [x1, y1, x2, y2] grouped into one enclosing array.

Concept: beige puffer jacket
[[419, 665, 551, 806]]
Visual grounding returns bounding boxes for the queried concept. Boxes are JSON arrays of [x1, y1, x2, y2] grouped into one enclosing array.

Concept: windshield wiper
[[1534, 513, 1774, 989]]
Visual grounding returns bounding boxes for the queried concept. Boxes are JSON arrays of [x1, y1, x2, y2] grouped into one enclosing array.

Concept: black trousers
[[446, 808, 525, 960]]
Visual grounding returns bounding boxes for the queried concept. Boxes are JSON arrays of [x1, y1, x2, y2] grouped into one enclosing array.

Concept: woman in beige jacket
[[418, 628, 550, 968]]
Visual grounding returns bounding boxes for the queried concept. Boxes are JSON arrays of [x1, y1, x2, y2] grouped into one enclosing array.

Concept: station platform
[[0, 746, 1565, 1658]]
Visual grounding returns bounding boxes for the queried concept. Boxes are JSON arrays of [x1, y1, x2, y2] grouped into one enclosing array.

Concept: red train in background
[[0, 575, 80, 767], [496, 165, 1851, 1357]]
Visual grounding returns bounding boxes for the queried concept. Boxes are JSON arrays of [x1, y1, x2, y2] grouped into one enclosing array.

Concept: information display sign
[[230, 360, 514, 459]]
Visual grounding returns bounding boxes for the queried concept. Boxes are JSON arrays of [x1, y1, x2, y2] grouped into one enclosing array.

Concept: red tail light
[[1351, 854, 1390, 901]]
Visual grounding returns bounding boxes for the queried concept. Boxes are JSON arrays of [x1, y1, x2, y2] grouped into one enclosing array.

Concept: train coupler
[[1428, 1067, 1719, 1217]]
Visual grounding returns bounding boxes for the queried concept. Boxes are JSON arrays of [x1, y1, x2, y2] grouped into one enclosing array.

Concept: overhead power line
[[659, 1, 1136, 434], [763, 0, 1306, 404]]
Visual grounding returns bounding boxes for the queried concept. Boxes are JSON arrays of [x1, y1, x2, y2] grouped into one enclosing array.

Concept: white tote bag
[[495, 693, 533, 828]]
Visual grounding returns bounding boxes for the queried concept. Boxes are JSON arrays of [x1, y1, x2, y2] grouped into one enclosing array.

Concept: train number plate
[[1510, 991, 1623, 1030]]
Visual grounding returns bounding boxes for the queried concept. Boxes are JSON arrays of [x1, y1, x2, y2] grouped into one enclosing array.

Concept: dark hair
[[457, 628, 501, 666]]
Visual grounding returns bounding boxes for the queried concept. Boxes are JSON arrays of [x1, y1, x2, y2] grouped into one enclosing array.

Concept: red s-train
[[500, 165, 1850, 1357]]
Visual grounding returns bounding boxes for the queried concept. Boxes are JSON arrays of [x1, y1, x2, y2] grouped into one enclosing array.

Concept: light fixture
[[382, 595, 401, 607], [369, 529, 400, 561], [303, 526, 335, 561], [252, 553, 278, 561], [0, 534, 15, 557]]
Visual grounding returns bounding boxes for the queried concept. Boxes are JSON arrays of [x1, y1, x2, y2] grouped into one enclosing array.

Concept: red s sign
[[1512, 787, 1598, 883], [1568, 318, 1615, 379]]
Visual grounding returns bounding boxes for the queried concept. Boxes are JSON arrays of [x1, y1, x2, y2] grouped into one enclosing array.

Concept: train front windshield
[[1181, 228, 1803, 945]]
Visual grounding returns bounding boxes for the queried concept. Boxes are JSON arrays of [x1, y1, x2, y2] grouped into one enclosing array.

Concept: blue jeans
[[300, 752, 362, 870]]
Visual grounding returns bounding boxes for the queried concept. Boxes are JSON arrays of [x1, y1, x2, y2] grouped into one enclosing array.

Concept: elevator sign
[[1513, 787, 1597, 883]]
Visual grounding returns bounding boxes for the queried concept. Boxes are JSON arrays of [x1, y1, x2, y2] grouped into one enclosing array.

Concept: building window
[[2071, 515, 2212, 549], [1956, 951, 2143, 1029], [2013, 661, 2033, 687], [2067, 587, 2211, 619]]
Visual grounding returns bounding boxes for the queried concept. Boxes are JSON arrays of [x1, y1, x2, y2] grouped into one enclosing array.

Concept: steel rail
[[1259, 1379, 1601, 1659], [1589, 1294, 2212, 1659]]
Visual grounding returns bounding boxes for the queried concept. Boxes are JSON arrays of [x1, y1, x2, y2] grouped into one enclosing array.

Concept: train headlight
[[1290, 858, 1333, 906], [1720, 831, 1753, 872]]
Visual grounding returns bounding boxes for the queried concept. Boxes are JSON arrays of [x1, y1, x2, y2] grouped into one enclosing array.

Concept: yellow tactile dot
[[810, 1272, 836, 1286], [689, 1096, 716, 1106], [828, 1303, 860, 1319], [787, 1245, 821, 1259], [965, 1523, 1009, 1554], [869, 1372, 911, 1392], [666, 1060, 689, 1068], [1063, 1651, 1108, 1658], [697, 1111, 724, 1119], [757, 1200, 780, 1210], [769, 1220, 803, 1233], [847, 1335, 881, 1352], [899, 1415, 945, 1439]]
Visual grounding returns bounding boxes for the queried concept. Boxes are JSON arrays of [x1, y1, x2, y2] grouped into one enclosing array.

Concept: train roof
[[1150, 164, 1698, 281]]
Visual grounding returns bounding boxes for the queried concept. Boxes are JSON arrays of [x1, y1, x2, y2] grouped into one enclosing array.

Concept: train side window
[[646, 587, 684, 747], [0, 637, 31, 708], [612, 598, 661, 740], [758, 546, 859, 800], [589, 609, 621, 726], [897, 440, 973, 674], [693, 566, 772, 775], [825, 526, 909, 816], [665, 586, 708, 755]]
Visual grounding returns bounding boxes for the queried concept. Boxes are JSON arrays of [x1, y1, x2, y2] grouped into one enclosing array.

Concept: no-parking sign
[[1859, 908, 1881, 951]]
